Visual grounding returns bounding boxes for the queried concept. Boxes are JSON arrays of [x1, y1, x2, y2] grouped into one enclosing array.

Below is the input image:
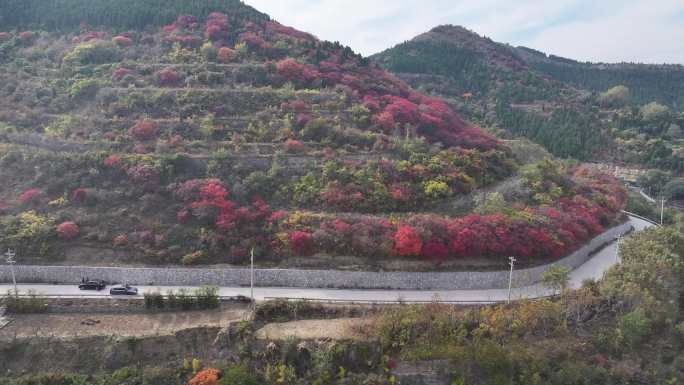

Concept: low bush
[[2, 290, 48, 313], [219, 365, 259, 385], [56, 221, 79, 240], [63, 41, 121, 66], [144, 286, 220, 311]]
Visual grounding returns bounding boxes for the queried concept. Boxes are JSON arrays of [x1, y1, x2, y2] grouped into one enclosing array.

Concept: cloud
[[244, 0, 683, 63]]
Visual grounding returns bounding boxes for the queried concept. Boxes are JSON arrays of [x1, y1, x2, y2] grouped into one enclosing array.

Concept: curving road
[[0, 216, 654, 304]]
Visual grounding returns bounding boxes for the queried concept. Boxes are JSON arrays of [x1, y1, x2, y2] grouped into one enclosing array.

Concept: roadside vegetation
[[1, 225, 682, 384]]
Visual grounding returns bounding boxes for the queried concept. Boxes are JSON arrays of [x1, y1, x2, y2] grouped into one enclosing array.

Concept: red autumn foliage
[[276, 58, 320, 85], [289, 231, 314, 256], [205, 12, 230, 41], [57, 222, 80, 240], [284, 139, 305, 153], [18, 188, 43, 205], [138, 230, 155, 245], [112, 35, 133, 47], [295, 113, 312, 128], [383, 96, 420, 124], [189, 368, 220, 385], [103, 154, 122, 168], [173, 179, 218, 201], [177, 209, 191, 223], [71, 188, 87, 202], [126, 164, 159, 183], [156, 68, 181, 86], [175, 15, 198, 30], [281, 100, 309, 112], [166, 34, 202, 48], [112, 67, 134, 80], [280, 168, 627, 262], [168, 134, 183, 147], [81, 31, 105, 41], [265, 20, 315, 41], [19, 31, 35, 44], [128, 119, 159, 141], [239, 32, 271, 51], [217, 47, 236, 63], [113, 234, 129, 246], [421, 240, 449, 263], [393, 225, 423, 257], [161, 23, 177, 33], [0, 32, 11, 42], [372, 111, 395, 132]]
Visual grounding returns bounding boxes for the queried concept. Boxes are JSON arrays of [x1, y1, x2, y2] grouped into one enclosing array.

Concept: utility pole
[[5, 249, 17, 297], [507, 256, 516, 304], [250, 247, 255, 311], [660, 197, 665, 225], [615, 235, 622, 264]]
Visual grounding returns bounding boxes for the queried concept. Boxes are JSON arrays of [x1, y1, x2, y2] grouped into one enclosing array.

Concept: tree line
[[0, 0, 268, 31]]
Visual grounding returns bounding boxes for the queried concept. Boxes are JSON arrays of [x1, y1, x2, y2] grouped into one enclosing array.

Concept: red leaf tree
[[18, 189, 43, 205], [128, 119, 159, 141], [112, 35, 133, 47], [393, 225, 423, 257], [189, 368, 220, 385], [57, 222, 80, 240], [289, 231, 314, 256]]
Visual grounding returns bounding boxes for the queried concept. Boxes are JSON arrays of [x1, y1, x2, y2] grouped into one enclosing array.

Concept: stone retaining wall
[[3, 297, 244, 314], [0, 222, 632, 290]]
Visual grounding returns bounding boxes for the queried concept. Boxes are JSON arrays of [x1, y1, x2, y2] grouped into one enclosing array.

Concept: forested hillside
[[373, 25, 684, 170], [518, 47, 684, 109], [0, 0, 268, 30], [0, 1, 625, 270]]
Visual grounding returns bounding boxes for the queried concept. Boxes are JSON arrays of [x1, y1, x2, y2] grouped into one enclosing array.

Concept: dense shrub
[[63, 41, 121, 65], [113, 234, 129, 246], [128, 119, 159, 141], [71, 188, 87, 202], [56, 221, 79, 240], [18, 188, 43, 205], [112, 35, 133, 47], [18, 31, 35, 44], [3, 290, 48, 313], [156, 68, 181, 86], [283, 139, 305, 153], [288, 231, 314, 256], [219, 365, 259, 385], [205, 12, 230, 41], [393, 225, 422, 256], [103, 154, 122, 168], [189, 368, 220, 385], [276, 58, 319, 86], [68, 78, 100, 99], [217, 47, 236, 63], [126, 164, 160, 184]]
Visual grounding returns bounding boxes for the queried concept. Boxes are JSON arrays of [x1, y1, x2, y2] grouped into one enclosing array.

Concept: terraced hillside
[[0, 1, 626, 270]]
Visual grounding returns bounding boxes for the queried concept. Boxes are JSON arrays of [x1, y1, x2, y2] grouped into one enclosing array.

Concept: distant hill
[[372, 25, 684, 169], [516, 46, 684, 109]]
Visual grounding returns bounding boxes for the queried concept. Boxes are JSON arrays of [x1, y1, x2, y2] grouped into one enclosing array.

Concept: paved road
[[0, 216, 654, 304]]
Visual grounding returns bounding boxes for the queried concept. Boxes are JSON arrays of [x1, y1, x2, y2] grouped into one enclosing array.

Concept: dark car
[[109, 284, 139, 296], [78, 280, 106, 291]]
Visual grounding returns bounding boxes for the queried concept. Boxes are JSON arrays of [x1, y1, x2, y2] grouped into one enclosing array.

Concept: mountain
[[0, 2, 624, 274], [0, 3, 670, 385], [372, 25, 684, 170]]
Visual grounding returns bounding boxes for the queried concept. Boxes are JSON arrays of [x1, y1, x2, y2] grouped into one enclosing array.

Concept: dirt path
[[0, 308, 248, 339], [255, 318, 372, 341]]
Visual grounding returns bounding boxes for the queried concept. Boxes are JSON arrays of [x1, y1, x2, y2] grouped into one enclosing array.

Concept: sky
[[244, 0, 684, 64]]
